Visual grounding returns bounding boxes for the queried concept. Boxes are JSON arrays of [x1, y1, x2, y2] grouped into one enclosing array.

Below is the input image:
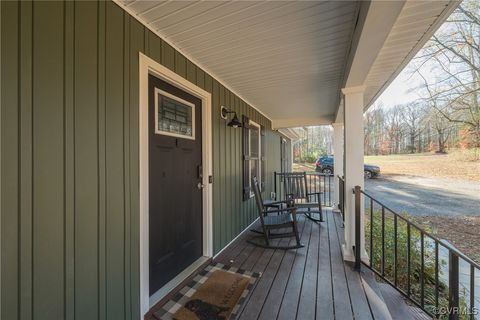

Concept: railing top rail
[[274, 171, 333, 177], [358, 187, 480, 270]]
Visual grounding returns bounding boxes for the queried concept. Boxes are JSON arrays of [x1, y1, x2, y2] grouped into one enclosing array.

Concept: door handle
[[197, 182, 205, 190]]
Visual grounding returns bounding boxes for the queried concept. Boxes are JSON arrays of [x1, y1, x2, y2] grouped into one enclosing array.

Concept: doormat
[[153, 263, 259, 320]]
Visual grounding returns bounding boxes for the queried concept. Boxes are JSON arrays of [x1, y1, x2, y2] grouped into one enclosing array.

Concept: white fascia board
[[272, 117, 333, 130], [278, 128, 303, 141]]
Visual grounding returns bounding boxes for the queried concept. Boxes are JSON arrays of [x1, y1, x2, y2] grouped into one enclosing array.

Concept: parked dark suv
[[315, 156, 380, 179]]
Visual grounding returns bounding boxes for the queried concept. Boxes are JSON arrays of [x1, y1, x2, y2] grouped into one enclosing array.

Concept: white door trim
[[138, 52, 213, 317]]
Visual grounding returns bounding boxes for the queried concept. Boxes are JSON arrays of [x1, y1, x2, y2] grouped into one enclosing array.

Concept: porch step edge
[[377, 282, 431, 320], [361, 270, 393, 320]]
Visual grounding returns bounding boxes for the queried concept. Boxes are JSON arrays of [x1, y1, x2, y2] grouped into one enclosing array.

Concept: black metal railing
[[273, 172, 334, 207], [354, 186, 480, 319], [338, 175, 345, 222]]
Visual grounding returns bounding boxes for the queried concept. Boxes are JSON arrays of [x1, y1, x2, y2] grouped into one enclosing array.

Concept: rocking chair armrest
[[265, 199, 294, 206], [262, 206, 298, 216]]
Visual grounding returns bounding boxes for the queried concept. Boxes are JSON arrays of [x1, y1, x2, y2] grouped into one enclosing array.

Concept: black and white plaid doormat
[[153, 263, 260, 320]]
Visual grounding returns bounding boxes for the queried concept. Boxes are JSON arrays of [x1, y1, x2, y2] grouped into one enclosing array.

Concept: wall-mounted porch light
[[221, 106, 242, 128]]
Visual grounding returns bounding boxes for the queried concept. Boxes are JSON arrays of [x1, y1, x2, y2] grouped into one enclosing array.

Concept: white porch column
[[332, 123, 344, 209], [341, 86, 368, 262]]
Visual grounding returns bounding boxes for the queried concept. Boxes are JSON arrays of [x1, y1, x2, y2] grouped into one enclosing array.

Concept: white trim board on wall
[[138, 53, 213, 317]]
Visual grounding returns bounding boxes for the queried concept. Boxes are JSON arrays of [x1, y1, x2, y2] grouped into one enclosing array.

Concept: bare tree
[[401, 102, 425, 153], [384, 106, 404, 154], [424, 107, 452, 153], [412, 0, 480, 147]]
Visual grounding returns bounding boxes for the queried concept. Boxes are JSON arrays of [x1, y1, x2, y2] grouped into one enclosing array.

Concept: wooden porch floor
[[213, 210, 427, 320]]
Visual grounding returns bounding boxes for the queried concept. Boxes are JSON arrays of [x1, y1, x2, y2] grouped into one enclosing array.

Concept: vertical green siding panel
[[19, 1, 33, 319], [98, 2, 107, 320], [212, 80, 221, 252], [144, 26, 149, 55], [74, 2, 99, 318], [241, 101, 247, 230], [147, 30, 161, 62], [1, 1, 19, 319], [219, 85, 226, 247], [224, 89, 230, 244], [129, 16, 144, 319], [105, 3, 126, 319], [204, 73, 212, 93], [232, 95, 238, 235], [64, 1, 75, 319], [186, 60, 196, 84], [236, 99, 242, 230], [229, 91, 235, 242], [161, 41, 175, 71], [196, 68, 205, 90], [174, 51, 186, 78], [33, 2, 65, 318], [122, 11, 132, 319]]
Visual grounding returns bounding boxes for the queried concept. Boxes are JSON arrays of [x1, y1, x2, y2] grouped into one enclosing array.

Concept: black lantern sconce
[[221, 106, 242, 128]]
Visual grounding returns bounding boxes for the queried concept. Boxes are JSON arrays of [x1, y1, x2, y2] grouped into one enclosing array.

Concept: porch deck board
[[214, 210, 394, 320], [149, 210, 430, 320]]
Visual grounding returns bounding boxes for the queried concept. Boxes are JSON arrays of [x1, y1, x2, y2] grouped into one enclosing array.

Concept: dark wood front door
[[148, 74, 203, 295]]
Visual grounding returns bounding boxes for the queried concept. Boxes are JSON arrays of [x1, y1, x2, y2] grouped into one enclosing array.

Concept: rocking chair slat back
[[283, 172, 309, 201]]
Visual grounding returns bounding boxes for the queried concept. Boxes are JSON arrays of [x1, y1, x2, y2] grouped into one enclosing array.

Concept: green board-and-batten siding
[[0, 1, 287, 319]]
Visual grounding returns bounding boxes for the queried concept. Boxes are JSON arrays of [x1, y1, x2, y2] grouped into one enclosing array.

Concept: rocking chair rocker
[[247, 177, 304, 250]]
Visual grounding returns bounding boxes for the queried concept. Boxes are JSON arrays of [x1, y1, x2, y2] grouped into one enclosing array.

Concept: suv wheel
[[322, 168, 333, 174], [364, 170, 372, 179]]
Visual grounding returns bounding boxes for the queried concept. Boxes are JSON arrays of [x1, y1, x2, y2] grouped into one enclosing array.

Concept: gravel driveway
[[364, 174, 480, 217]]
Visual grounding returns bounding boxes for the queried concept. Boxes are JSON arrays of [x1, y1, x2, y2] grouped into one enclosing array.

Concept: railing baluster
[[394, 214, 398, 287], [274, 171, 277, 200], [323, 175, 326, 205], [421, 231, 425, 308], [354, 186, 361, 271], [470, 265, 474, 320], [370, 198, 373, 268], [407, 223, 411, 297], [449, 251, 459, 320], [325, 176, 330, 206], [328, 175, 331, 206], [381, 206, 385, 277], [310, 174, 313, 198], [435, 241, 439, 318]]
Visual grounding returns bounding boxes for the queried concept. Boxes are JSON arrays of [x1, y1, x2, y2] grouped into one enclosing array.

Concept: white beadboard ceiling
[[119, 0, 358, 123], [117, 0, 457, 126]]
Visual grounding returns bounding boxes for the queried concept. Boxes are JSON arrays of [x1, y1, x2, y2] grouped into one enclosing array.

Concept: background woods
[[292, 0, 479, 163]]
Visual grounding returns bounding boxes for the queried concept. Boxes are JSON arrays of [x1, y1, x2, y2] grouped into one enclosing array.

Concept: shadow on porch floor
[[148, 210, 429, 320], [213, 210, 429, 320]]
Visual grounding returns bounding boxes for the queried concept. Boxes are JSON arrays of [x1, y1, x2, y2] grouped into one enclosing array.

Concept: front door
[[148, 74, 203, 295]]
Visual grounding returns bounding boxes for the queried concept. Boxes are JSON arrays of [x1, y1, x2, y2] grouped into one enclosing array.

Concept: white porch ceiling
[[117, 0, 458, 128], [118, 0, 358, 124]]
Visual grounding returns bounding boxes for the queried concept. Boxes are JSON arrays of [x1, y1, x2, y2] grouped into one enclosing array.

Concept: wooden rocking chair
[[282, 172, 324, 222], [247, 177, 304, 250]]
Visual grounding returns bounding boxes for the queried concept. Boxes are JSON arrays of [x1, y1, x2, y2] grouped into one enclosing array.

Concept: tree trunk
[[438, 130, 445, 153]]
